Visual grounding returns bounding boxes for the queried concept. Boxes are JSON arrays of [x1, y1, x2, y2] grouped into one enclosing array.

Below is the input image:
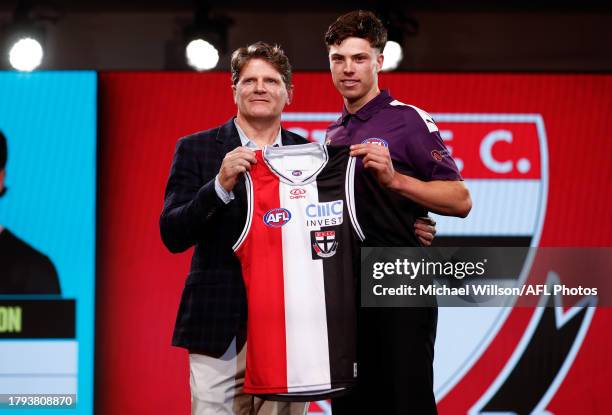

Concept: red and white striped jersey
[[233, 142, 364, 400]]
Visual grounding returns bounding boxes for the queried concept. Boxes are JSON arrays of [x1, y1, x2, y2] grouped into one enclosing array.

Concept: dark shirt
[[0, 229, 61, 294], [326, 90, 462, 246]]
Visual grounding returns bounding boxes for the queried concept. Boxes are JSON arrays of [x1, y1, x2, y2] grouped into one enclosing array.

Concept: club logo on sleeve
[[305, 200, 343, 228], [431, 149, 449, 161], [263, 208, 291, 227], [361, 137, 389, 147], [289, 188, 306, 199], [311, 230, 338, 258]]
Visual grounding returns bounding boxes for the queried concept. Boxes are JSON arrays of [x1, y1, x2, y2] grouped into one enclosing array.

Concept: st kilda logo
[[289, 188, 306, 199], [263, 208, 291, 227], [311, 230, 338, 259], [282, 111, 597, 413]]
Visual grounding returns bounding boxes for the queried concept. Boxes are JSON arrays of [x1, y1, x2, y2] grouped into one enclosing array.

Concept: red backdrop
[[97, 73, 612, 414]]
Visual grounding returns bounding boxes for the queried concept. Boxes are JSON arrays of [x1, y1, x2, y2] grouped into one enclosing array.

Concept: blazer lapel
[[216, 117, 242, 154]]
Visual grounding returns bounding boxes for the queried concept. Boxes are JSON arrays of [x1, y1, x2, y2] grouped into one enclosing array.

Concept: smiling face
[[232, 58, 293, 122], [328, 37, 384, 112]]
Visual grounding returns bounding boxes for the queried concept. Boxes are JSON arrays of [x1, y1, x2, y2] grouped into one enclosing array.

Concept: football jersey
[[232, 142, 364, 400]]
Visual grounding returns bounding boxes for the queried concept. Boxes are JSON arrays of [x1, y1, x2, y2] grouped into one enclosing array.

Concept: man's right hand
[[218, 147, 258, 192]]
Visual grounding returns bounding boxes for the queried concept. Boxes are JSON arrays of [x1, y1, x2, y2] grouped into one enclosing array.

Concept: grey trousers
[[189, 337, 309, 415]]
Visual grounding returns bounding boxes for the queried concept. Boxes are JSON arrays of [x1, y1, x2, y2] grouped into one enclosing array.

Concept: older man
[[160, 42, 309, 415]]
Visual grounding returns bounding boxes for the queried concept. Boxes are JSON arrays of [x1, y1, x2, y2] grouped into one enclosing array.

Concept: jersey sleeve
[[401, 108, 463, 181]]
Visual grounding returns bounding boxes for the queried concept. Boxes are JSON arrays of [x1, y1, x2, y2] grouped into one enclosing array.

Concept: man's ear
[[232, 83, 238, 104], [376, 52, 384, 73], [286, 84, 294, 105]]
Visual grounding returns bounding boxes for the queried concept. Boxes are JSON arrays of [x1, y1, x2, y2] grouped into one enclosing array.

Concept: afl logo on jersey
[[292, 170, 303, 176], [361, 137, 389, 147], [289, 188, 306, 199], [264, 208, 292, 227]]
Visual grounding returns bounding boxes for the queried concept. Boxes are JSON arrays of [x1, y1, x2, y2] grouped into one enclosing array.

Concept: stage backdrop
[[97, 72, 612, 414], [0, 71, 96, 414]]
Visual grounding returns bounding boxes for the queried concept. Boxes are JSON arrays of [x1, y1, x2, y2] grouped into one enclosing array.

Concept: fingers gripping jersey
[[233, 143, 364, 400]]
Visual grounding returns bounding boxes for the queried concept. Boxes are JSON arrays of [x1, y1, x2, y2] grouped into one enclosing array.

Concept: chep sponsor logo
[[289, 188, 306, 199]]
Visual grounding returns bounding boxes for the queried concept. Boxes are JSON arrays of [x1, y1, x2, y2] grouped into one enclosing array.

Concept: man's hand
[[414, 216, 437, 246], [351, 143, 471, 217], [218, 147, 257, 192], [350, 144, 396, 188]]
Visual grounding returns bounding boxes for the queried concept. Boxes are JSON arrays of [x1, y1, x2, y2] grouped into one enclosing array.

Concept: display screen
[[0, 72, 96, 414]]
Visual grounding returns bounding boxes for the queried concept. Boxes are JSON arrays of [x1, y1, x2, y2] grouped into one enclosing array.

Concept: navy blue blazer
[[160, 118, 308, 355]]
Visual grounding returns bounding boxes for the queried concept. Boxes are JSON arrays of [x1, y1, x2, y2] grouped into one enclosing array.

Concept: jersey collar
[[338, 89, 393, 124], [262, 143, 329, 185]]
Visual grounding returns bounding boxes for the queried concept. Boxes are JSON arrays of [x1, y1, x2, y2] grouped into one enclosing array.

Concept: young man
[[324, 11, 471, 415]]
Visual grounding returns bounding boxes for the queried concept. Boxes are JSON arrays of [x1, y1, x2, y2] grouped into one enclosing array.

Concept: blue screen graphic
[[0, 71, 96, 414]]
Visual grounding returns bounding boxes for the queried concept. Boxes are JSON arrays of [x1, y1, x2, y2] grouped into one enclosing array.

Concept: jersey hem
[[246, 381, 355, 401]]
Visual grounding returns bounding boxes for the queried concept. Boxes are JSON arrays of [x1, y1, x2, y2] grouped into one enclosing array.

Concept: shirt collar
[[338, 90, 393, 124], [234, 119, 282, 149]]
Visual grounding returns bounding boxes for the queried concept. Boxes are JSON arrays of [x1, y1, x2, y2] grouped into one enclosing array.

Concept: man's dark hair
[[231, 41, 292, 89], [0, 130, 6, 171], [324, 10, 388, 52]]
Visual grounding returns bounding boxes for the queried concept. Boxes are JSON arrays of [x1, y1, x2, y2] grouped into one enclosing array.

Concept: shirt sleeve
[[402, 111, 462, 181], [214, 174, 235, 204]]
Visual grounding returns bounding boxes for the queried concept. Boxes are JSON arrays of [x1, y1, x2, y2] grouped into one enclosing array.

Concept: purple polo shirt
[[326, 90, 461, 246]]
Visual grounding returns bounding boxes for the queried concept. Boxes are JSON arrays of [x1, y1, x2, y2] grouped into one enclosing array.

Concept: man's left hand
[[350, 144, 395, 188], [415, 216, 436, 246]]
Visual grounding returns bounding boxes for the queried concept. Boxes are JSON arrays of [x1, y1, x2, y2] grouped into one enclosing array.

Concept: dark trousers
[[332, 307, 438, 415]]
